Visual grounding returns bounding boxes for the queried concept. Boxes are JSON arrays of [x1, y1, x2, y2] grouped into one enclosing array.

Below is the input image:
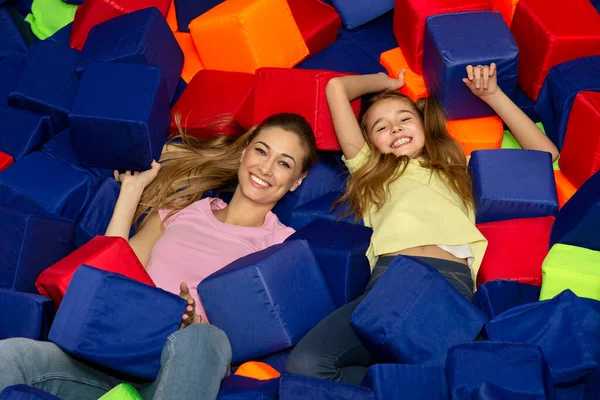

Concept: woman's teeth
[[251, 174, 270, 187], [391, 137, 411, 148]]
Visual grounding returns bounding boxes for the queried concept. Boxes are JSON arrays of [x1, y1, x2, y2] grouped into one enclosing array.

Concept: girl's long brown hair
[[338, 92, 474, 220], [134, 113, 318, 232]]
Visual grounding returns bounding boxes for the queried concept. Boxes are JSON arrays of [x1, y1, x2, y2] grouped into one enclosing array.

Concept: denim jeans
[[286, 256, 474, 386], [0, 324, 231, 400]]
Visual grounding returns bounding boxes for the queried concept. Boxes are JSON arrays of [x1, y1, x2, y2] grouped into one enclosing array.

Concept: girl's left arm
[[464, 64, 559, 161]]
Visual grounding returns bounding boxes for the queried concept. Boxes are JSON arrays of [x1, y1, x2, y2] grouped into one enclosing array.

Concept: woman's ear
[[289, 172, 307, 192]]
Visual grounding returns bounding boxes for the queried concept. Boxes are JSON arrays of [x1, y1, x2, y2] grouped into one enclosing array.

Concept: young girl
[[0, 113, 319, 400], [285, 64, 559, 385]]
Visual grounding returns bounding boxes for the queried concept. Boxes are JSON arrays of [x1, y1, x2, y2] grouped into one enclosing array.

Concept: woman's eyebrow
[[256, 141, 296, 165]]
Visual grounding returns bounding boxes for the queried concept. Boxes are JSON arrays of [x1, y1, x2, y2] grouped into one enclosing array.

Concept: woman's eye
[[279, 161, 291, 169], [255, 148, 266, 156]]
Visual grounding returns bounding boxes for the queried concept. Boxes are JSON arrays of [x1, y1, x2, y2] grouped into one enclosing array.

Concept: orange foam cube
[[553, 170, 577, 209], [380, 47, 428, 101], [174, 32, 203, 83], [490, 0, 519, 27], [167, 0, 178, 32], [235, 361, 280, 381], [446, 116, 504, 156], [189, 0, 309, 73]]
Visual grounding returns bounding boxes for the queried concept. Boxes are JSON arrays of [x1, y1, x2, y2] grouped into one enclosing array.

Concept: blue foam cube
[[550, 170, 600, 252], [48, 266, 186, 380], [175, 0, 223, 33], [288, 192, 359, 231], [8, 41, 80, 132], [484, 290, 600, 385], [447, 342, 555, 400], [0, 151, 92, 220], [330, 0, 393, 29], [69, 62, 170, 171], [199, 240, 336, 365], [350, 256, 487, 364], [469, 149, 558, 224], [279, 373, 375, 399], [362, 363, 448, 400], [75, 178, 121, 248], [45, 22, 72, 46], [535, 56, 600, 151], [0, 105, 53, 162], [286, 219, 371, 307], [514, 86, 540, 124], [0, 58, 25, 107], [80, 7, 183, 102], [0, 385, 60, 400], [218, 376, 280, 399], [472, 280, 541, 320], [257, 349, 291, 374], [297, 39, 386, 75], [337, 11, 397, 61], [0, 290, 54, 341], [0, 8, 28, 59], [0, 205, 74, 293], [423, 11, 519, 120]]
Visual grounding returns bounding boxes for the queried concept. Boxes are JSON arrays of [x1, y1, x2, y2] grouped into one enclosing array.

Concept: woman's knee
[[165, 324, 232, 367]]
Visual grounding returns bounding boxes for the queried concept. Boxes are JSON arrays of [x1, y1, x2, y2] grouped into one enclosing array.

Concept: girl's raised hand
[[378, 69, 406, 92], [113, 160, 161, 192], [462, 64, 498, 98]]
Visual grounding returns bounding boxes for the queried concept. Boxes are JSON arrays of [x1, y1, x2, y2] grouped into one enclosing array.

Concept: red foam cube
[[476, 217, 555, 287], [170, 69, 255, 138], [36, 235, 155, 307], [70, 0, 171, 50], [251, 68, 361, 151], [511, 0, 600, 100], [559, 91, 600, 189], [0, 151, 14, 172], [287, 0, 341, 55], [393, 0, 490, 75]]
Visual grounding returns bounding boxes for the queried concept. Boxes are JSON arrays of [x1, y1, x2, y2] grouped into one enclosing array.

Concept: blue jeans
[[286, 256, 474, 386], [0, 324, 231, 400]]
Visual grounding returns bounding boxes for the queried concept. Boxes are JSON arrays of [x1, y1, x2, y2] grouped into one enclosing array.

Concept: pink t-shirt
[[146, 197, 295, 321]]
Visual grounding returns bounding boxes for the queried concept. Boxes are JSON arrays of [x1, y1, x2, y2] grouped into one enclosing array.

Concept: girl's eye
[[401, 118, 410, 123], [255, 148, 266, 156], [279, 161, 291, 169], [376, 126, 386, 133]]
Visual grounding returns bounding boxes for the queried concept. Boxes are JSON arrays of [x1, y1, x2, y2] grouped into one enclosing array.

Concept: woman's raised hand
[[179, 281, 202, 329], [462, 63, 499, 98], [113, 160, 161, 192]]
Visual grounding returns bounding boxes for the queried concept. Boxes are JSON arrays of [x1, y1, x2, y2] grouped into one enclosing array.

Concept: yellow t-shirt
[[343, 145, 488, 284]]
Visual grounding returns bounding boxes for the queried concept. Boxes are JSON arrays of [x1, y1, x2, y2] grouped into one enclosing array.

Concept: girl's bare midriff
[[383, 245, 468, 266]]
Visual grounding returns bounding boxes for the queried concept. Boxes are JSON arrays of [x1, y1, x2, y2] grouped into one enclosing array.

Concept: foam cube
[[234, 362, 280, 380], [553, 170, 577, 209], [24, 0, 77, 40], [198, 240, 336, 364], [36, 235, 155, 306], [0, 290, 54, 341], [8, 41, 80, 132], [490, 0, 519, 26], [297, 39, 387, 75], [476, 217, 554, 287], [330, 0, 392, 30], [257, 349, 292, 374], [98, 384, 142, 400], [173, 32, 203, 83], [393, 0, 491, 75], [535, 56, 600, 151], [446, 342, 556, 400], [338, 11, 397, 61], [0, 58, 25, 106], [501, 123, 559, 171], [550, 169, 600, 251], [446, 116, 504, 156], [45, 22, 72, 46], [485, 290, 600, 384], [350, 256, 487, 364], [48, 266, 185, 379], [69, 62, 170, 171], [189, 0, 309, 74], [174, 0, 223, 33], [287, 0, 341, 55], [0, 106, 54, 162], [0, 8, 28, 59], [472, 280, 541, 320], [469, 149, 559, 224], [252, 68, 361, 151], [279, 374, 375, 399], [593, 0, 600, 12], [80, 7, 183, 102], [170, 69, 255, 138], [559, 91, 600, 188], [272, 153, 349, 223], [70, 0, 171, 50], [380, 47, 428, 101], [423, 11, 519, 120], [540, 244, 600, 301], [218, 376, 280, 399], [363, 364, 448, 400], [511, 0, 600, 100], [0, 205, 74, 293], [288, 192, 358, 231], [286, 219, 371, 307], [0, 385, 60, 400], [75, 178, 120, 248], [0, 152, 91, 221], [514, 86, 540, 123], [0, 152, 13, 172]]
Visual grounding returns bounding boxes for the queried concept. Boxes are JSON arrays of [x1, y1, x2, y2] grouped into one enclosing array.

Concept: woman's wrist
[[119, 181, 145, 199]]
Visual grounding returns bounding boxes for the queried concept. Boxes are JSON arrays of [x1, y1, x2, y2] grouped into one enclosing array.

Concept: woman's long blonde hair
[[337, 92, 474, 220], [134, 113, 318, 231]]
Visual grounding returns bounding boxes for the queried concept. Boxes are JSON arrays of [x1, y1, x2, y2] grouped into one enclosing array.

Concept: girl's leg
[[139, 324, 232, 400], [0, 338, 122, 400]]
